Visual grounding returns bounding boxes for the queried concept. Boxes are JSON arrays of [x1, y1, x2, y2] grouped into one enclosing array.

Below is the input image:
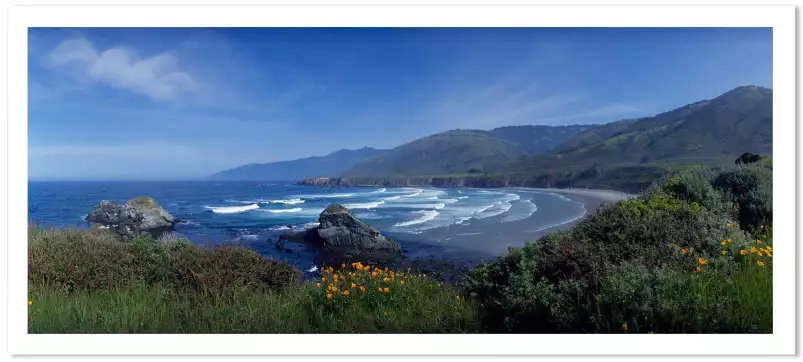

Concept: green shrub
[[712, 164, 772, 231]]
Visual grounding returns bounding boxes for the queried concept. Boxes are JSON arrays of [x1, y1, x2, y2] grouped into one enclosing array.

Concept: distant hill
[[499, 85, 773, 173], [208, 147, 388, 181], [342, 125, 591, 177]]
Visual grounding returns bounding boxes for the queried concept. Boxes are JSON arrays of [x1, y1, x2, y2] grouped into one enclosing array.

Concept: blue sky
[[28, 27, 772, 180]]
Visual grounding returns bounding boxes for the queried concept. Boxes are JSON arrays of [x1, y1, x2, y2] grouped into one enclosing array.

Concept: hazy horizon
[[29, 27, 772, 180]]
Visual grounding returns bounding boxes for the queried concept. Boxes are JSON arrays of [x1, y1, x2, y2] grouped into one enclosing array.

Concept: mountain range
[[210, 85, 772, 189]]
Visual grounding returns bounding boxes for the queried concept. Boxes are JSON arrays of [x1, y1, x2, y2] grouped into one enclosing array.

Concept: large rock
[[85, 196, 176, 239], [317, 203, 401, 253], [275, 203, 401, 264]]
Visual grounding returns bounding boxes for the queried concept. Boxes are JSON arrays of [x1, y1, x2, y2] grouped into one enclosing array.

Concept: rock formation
[[85, 196, 176, 239]]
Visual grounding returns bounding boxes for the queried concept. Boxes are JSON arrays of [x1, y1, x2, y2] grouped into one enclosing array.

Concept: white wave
[[440, 198, 459, 204], [344, 201, 385, 209], [394, 210, 439, 227], [527, 208, 588, 233], [502, 200, 539, 223], [457, 196, 468, 199], [302, 222, 320, 229], [296, 193, 355, 199], [354, 212, 388, 220], [262, 208, 303, 213], [236, 234, 259, 241], [456, 232, 482, 236], [372, 188, 387, 193], [380, 202, 445, 209], [262, 198, 305, 205], [226, 199, 259, 204], [204, 204, 259, 214], [383, 195, 403, 201], [425, 196, 438, 200], [400, 189, 424, 198], [269, 225, 292, 231], [179, 220, 201, 226], [457, 190, 463, 194]]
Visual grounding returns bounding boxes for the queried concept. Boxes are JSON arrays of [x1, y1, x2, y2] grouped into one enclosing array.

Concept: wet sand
[[390, 188, 635, 266]]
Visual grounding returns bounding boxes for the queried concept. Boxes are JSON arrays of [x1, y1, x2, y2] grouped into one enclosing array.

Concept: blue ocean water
[[28, 181, 585, 270]]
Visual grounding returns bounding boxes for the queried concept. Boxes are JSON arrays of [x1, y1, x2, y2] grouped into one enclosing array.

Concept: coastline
[[386, 187, 635, 265]]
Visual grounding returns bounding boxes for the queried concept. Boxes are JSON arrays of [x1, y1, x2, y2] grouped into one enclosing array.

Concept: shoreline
[[386, 187, 634, 266]]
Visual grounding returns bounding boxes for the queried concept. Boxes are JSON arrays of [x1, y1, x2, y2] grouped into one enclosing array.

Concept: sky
[[28, 27, 773, 180]]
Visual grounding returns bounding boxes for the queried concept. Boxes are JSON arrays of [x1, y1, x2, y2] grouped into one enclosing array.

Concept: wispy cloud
[[47, 37, 196, 101], [539, 103, 645, 124]]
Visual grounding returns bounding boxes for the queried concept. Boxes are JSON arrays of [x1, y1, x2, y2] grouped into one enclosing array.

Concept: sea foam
[[204, 204, 259, 214]]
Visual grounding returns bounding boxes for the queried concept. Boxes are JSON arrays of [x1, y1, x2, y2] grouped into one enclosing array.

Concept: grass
[[28, 163, 773, 333]]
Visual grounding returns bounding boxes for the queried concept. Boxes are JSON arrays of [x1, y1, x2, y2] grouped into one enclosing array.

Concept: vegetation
[[29, 162, 772, 333]]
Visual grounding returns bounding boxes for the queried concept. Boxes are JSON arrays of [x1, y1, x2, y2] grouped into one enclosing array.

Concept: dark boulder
[[735, 152, 762, 165], [85, 196, 176, 239]]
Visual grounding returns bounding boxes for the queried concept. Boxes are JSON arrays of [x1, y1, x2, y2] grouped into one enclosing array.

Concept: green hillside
[[501, 85, 772, 173], [342, 125, 590, 177]]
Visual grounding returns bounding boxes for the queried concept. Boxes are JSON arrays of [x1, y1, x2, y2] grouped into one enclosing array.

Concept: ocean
[[28, 181, 587, 271]]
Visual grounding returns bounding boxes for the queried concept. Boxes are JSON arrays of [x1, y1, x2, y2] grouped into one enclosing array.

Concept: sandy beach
[[390, 188, 635, 265]]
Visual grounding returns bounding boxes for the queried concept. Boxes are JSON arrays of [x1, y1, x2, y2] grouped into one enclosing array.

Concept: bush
[[464, 164, 771, 333], [712, 164, 772, 231], [28, 227, 301, 295]]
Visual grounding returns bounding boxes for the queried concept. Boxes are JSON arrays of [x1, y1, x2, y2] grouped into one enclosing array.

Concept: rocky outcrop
[[735, 152, 762, 165], [85, 197, 176, 239], [275, 203, 401, 264]]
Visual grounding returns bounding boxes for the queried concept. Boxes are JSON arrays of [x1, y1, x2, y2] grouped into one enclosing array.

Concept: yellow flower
[[400, 280, 405, 285], [359, 285, 366, 292], [756, 239, 762, 244], [681, 248, 688, 254], [697, 257, 708, 265], [383, 277, 389, 283], [342, 290, 350, 296], [321, 277, 326, 282], [740, 250, 747, 255], [383, 287, 389, 293], [649, 331, 654, 334], [377, 287, 383, 293], [455, 296, 461, 301], [766, 251, 772, 257], [721, 250, 727, 255], [423, 274, 427, 278], [757, 261, 765, 267], [371, 272, 377, 278], [351, 283, 357, 288], [28, 300, 32, 307], [727, 239, 732, 243], [766, 245, 772, 251], [326, 293, 333, 300], [757, 251, 764, 257], [721, 241, 727, 246], [341, 263, 345, 269], [751, 246, 757, 254], [622, 322, 628, 331], [316, 283, 321, 288], [760, 225, 764, 229], [696, 267, 702, 273], [727, 223, 732, 228]]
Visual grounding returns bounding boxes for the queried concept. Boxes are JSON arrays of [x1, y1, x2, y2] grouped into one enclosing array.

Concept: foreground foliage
[[29, 161, 772, 333]]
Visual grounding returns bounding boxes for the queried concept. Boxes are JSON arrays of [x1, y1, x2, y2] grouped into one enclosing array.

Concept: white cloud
[[47, 37, 196, 101]]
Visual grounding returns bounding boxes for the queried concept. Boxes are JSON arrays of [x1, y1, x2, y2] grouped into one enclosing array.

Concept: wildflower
[[681, 248, 688, 254], [321, 277, 326, 282], [760, 225, 764, 229], [371, 272, 377, 278], [351, 283, 357, 288], [341, 263, 345, 269], [622, 322, 628, 331], [721, 250, 727, 255], [727, 223, 732, 228], [342, 290, 350, 296], [766, 245, 772, 251], [721, 241, 727, 246], [757, 261, 765, 267], [649, 331, 654, 334], [383, 287, 390, 293], [423, 274, 427, 278], [728, 239, 732, 243], [400, 280, 405, 285], [326, 293, 333, 300], [378, 287, 383, 293], [697, 257, 708, 265], [766, 251, 772, 257], [696, 267, 702, 273], [740, 250, 747, 255], [383, 277, 389, 283], [757, 251, 764, 257], [28, 300, 32, 307], [316, 283, 321, 288], [359, 285, 366, 292], [750, 246, 757, 254], [756, 239, 762, 244], [455, 296, 460, 301]]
